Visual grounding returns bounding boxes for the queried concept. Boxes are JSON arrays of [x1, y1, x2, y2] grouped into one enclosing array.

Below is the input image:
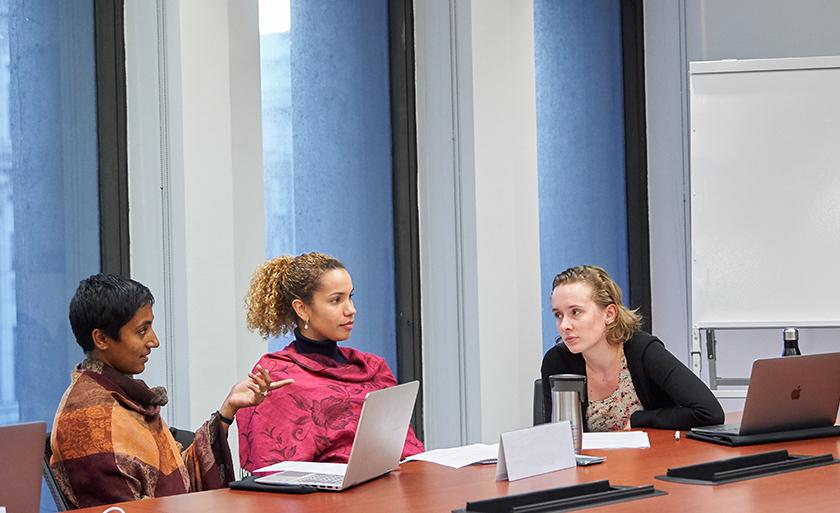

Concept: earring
[[304, 319, 309, 330]]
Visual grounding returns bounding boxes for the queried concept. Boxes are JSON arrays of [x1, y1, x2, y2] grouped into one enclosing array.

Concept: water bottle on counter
[[782, 327, 801, 356]]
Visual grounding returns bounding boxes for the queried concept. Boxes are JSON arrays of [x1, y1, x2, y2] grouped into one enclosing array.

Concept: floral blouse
[[586, 354, 643, 431]]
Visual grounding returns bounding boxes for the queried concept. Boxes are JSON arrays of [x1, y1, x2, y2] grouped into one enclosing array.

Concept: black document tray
[[229, 475, 317, 494], [656, 449, 838, 485], [686, 424, 840, 446], [452, 480, 666, 513]]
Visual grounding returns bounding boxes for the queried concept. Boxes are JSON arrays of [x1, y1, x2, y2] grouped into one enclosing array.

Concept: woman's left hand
[[220, 365, 294, 419]]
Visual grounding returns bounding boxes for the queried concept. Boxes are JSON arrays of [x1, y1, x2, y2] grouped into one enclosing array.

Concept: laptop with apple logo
[[692, 352, 840, 440]]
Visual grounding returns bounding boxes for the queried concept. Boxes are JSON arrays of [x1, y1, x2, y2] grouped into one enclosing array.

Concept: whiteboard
[[690, 56, 840, 327]]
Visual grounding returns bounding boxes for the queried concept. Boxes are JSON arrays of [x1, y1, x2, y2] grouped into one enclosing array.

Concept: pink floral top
[[586, 354, 643, 431]]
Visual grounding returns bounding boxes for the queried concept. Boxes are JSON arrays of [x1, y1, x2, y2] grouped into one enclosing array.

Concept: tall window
[[259, 0, 399, 372], [0, 2, 100, 511]]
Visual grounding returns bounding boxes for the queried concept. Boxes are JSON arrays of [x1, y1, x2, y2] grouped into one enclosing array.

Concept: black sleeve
[[629, 340, 725, 429]]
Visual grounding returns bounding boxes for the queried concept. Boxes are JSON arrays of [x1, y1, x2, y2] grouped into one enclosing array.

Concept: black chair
[[169, 427, 196, 450], [533, 378, 546, 426], [43, 432, 71, 511]]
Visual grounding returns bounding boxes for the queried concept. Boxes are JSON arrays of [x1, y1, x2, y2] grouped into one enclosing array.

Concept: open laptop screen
[[0, 421, 46, 513]]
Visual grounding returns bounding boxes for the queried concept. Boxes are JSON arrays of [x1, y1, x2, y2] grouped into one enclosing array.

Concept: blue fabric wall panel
[[534, 0, 630, 352], [289, 0, 397, 372], [7, 0, 99, 425]]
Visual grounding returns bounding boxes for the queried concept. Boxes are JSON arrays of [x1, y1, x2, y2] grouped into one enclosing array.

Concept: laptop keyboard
[[296, 473, 344, 486]]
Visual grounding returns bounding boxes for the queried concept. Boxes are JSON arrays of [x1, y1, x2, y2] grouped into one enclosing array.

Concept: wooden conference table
[[75, 427, 840, 513]]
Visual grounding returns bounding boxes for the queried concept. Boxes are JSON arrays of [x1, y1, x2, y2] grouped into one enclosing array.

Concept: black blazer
[[541, 331, 724, 430]]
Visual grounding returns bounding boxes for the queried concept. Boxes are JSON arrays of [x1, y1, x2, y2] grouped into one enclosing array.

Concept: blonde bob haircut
[[245, 252, 345, 339], [551, 265, 642, 345]]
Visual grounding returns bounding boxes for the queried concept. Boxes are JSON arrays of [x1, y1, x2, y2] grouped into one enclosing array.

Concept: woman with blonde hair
[[236, 252, 424, 472], [541, 265, 723, 431]]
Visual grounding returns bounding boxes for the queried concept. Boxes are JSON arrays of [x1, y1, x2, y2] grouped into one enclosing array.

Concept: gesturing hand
[[220, 365, 293, 419]]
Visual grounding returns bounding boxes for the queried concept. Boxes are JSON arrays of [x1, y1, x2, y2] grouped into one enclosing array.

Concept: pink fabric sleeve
[[237, 358, 308, 472]]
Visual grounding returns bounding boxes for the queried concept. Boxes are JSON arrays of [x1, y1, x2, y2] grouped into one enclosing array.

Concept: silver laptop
[[256, 380, 419, 491], [0, 421, 46, 513], [692, 352, 840, 436]]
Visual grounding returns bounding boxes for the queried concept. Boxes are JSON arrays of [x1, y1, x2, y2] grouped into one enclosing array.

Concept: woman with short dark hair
[[51, 274, 292, 508]]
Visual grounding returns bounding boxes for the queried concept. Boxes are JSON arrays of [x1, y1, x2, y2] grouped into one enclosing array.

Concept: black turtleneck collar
[[293, 328, 347, 363]]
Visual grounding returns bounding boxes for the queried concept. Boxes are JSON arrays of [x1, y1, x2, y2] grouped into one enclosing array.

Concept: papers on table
[[402, 443, 499, 469], [256, 430, 647, 476], [254, 460, 347, 475], [582, 431, 650, 450]]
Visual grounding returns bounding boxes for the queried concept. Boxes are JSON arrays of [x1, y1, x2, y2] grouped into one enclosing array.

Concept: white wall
[[644, 0, 840, 410], [416, 0, 543, 447], [414, 0, 482, 448], [644, 0, 693, 367], [125, 0, 267, 469], [471, 1, 543, 444]]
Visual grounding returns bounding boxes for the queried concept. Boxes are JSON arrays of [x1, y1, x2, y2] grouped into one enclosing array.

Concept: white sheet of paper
[[254, 460, 348, 475], [402, 443, 499, 468], [582, 431, 650, 449], [495, 421, 576, 481]]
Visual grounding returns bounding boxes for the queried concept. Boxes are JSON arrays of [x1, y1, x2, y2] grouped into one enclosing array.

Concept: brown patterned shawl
[[49, 359, 234, 508]]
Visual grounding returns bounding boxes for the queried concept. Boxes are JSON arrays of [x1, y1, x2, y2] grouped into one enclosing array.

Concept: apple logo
[[790, 386, 802, 400]]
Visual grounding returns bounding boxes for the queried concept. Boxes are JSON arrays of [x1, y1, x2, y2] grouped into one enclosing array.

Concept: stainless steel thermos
[[549, 374, 587, 453]]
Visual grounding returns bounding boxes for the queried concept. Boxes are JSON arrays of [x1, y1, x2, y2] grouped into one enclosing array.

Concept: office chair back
[[43, 432, 71, 511], [533, 378, 546, 426], [169, 427, 196, 450]]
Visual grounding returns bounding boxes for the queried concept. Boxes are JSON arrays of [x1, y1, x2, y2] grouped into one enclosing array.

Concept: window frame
[[389, 0, 424, 441], [94, 0, 130, 276], [621, 0, 652, 331]]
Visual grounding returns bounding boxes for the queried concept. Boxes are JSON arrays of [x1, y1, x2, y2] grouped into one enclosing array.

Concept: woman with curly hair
[[541, 265, 723, 431], [236, 252, 424, 472]]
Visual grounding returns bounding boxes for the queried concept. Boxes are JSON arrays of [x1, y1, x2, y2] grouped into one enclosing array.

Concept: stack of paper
[[582, 431, 650, 449], [402, 443, 499, 468]]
